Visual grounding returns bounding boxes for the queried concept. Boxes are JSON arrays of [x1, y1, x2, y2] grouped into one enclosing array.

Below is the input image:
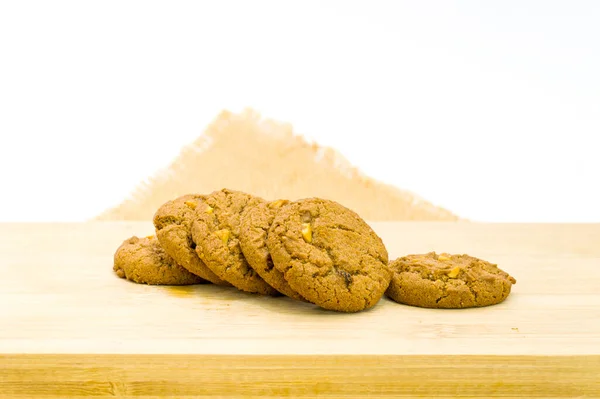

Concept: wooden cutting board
[[1, 222, 599, 398]]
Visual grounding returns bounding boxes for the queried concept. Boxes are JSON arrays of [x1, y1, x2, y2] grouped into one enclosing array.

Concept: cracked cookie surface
[[113, 235, 205, 285], [153, 194, 230, 285], [191, 188, 279, 295], [267, 198, 390, 312], [386, 252, 517, 308], [240, 200, 306, 301]]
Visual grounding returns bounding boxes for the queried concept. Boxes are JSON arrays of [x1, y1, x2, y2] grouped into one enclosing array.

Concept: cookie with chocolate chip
[[386, 252, 517, 308], [113, 235, 205, 285], [153, 194, 230, 286], [191, 188, 279, 295], [267, 198, 390, 312], [240, 200, 306, 301]]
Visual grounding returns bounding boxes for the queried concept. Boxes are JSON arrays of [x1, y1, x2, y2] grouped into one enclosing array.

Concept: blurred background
[[0, 0, 598, 223]]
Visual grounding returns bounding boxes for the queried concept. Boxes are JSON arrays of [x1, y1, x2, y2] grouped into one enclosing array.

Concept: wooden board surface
[[1, 222, 599, 398]]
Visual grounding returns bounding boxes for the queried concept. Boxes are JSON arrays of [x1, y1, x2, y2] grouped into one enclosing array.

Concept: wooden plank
[[1, 222, 599, 397], [1, 355, 599, 398]]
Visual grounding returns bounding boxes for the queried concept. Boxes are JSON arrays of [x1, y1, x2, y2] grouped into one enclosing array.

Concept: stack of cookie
[[114, 188, 517, 312]]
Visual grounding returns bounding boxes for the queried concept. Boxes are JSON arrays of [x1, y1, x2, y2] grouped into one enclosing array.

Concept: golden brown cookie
[[113, 235, 205, 285], [267, 198, 390, 312], [153, 194, 230, 286], [386, 252, 517, 308], [191, 188, 279, 295], [239, 200, 306, 301]]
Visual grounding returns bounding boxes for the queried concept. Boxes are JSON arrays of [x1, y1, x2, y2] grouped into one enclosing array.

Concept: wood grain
[[1, 222, 599, 398]]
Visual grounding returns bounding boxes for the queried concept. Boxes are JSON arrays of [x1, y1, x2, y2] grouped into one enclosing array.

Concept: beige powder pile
[[96, 109, 458, 221]]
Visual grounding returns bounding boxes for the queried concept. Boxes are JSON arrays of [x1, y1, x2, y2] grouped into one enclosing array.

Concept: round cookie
[[191, 188, 279, 295], [113, 235, 205, 285], [239, 200, 306, 301], [153, 194, 230, 286], [385, 252, 517, 309], [267, 198, 391, 312]]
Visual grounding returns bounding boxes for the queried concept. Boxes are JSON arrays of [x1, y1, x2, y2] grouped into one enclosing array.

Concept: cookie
[[153, 194, 230, 286], [191, 188, 279, 295], [386, 252, 517, 308], [113, 235, 205, 285], [267, 198, 390, 312], [239, 200, 306, 301]]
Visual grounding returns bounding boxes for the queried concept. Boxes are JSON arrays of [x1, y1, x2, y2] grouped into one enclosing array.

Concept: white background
[[1, 0, 598, 222]]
